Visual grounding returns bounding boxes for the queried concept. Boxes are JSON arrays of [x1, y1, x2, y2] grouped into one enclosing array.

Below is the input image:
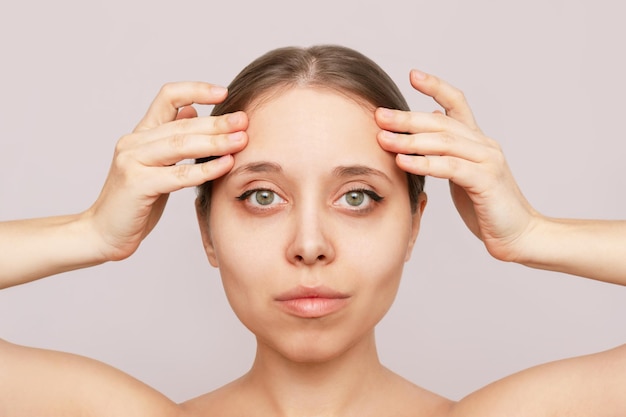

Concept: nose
[[286, 204, 335, 266]]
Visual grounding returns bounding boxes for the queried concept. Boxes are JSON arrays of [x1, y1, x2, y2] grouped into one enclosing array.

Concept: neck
[[242, 330, 391, 417]]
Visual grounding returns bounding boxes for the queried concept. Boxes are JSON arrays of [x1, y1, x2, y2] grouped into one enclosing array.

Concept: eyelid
[[236, 186, 287, 211], [333, 187, 384, 213]]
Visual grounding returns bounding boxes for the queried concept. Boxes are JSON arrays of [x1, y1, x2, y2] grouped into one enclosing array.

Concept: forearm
[[0, 213, 107, 289], [515, 216, 626, 285]]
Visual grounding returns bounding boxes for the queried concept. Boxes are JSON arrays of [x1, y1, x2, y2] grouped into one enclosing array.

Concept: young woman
[[1, 45, 624, 417]]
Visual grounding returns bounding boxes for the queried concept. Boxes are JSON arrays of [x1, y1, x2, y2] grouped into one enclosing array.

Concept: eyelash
[[236, 187, 285, 211], [336, 188, 384, 213], [236, 187, 384, 213]]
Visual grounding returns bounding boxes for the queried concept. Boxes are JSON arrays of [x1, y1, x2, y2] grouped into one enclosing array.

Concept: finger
[[138, 131, 248, 167], [176, 105, 198, 120], [127, 111, 249, 148], [147, 154, 236, 194], [395, 154, 482, 189], [409, 69, 479, 130], [378, 130, 489, 163], [375, 107, 472, 136], [135, 82, 228, 132]]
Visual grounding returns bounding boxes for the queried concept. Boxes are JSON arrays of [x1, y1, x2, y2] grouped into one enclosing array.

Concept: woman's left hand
[[375, 70, 538, 262]]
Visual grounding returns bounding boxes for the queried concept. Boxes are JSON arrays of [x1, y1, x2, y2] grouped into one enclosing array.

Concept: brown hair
[[197, 45, 425, 213]]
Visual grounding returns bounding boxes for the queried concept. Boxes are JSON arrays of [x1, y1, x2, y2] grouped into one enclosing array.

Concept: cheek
[[358, 211, 415, 294], [208, 213, 282, 319], [357, 231, 408, 293]]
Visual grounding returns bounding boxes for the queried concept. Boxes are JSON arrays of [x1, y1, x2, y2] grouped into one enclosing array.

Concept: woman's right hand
[[84, 82, 248, 262]]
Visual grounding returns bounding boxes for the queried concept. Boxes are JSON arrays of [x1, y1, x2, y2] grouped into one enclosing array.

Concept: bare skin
[[1, 71, 625, 417], [377, 70, 626, 284]]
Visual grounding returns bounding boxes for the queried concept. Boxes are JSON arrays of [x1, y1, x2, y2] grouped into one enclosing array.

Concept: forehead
[[234, 87, 398, 176]]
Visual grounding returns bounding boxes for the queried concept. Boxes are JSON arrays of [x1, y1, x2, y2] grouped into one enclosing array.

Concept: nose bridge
[[287, 194, 335, 265]]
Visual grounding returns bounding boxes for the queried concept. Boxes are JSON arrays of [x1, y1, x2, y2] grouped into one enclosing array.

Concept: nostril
[[293, 254, 326, 264]]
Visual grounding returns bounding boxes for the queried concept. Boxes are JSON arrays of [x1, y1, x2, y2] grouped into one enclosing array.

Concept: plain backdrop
[[0, 0, 624, 403]]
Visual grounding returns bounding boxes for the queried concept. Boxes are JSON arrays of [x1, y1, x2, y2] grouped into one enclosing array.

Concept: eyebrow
[[228, 162, 283, 177], [332, 165, 392, 183], [228, 162, 391, 183]]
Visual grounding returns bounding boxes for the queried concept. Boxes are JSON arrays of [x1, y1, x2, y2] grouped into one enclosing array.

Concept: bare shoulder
[[0, 338, 182, 417], [448, 344, 626, 417], [180, 378, 248, 416]]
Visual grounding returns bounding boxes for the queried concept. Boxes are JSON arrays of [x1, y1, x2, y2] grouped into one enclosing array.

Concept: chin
[[257, 326, 375, 365]]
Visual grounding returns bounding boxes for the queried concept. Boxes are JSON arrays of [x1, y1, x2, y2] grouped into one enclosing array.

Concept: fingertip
[[228, 130, 248, 148], [375, 107, 394, 122], [210, 85, 228, 97], [227, 111, 249, 128], [396, 153, 428, 177], [199, 153, 235, 179], [410, 69, 427, 81], [378, 129, 397, 141], [215, 153, 234, 165], [397, 153, 414, 165]]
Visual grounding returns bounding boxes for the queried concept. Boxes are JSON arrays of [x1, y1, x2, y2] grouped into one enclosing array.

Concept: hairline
[[243, 82, 379, 117]]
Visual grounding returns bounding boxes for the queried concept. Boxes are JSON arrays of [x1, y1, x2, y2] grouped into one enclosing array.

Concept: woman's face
[[198, 87, 426, 363]]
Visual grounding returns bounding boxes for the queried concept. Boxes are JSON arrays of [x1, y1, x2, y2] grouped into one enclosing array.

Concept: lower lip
[[277, 297, 349, 318]]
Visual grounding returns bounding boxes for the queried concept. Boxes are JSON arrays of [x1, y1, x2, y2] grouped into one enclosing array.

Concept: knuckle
[[442, 85, 466, 104], [200, 159, 214, 176], [492, 149, 506, 166], [112, 136, 141, 175], [485, 136, 501, 150], [400, 110, 414, 124], [173, 116, 195, 132], [439, 132, 455, 149], [484, 143, 506, 166], [158, 82, 178, 98], [113, 138, 136, 168], [115, 134, 133, 152], [452, 88, 467, 103], [208, 134, 221, 150], [114, 149, 131, 167], [172, 163, 192, 181], [400, 112, 418, 131], [432, 111, 449, 124], [430, 112, 452, 131], [215, 113, 231, 131], [169, 132, 188, 152], [112, 147, 136, 174], [446, 156, 460, 173]]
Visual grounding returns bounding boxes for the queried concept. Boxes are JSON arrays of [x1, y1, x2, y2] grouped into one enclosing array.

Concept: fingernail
[[411, 69, 426, 80], [211, 85, 228, 95], [378, 108, 394, 120], [227, 111, 242, 125], [380, 130, 396, 140], [228, 131, 244, 142]]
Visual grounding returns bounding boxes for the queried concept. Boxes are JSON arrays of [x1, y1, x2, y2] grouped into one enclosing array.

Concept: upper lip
[[275, 285, 350, 301]]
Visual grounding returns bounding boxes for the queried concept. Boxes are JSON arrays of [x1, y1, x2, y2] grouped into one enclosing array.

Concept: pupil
[[256, 190, 275, 205], [347, 191, 364, 206]]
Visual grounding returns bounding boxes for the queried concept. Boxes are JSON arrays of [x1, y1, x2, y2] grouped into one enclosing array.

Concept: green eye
[[345, 191, 365, 206], [255, 190, 275, 205], [237, 188, 285, 209], [335, 188, 383, 212]]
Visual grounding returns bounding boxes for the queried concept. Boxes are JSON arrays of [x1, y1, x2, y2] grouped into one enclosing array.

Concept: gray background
[[0, 0, 624, 403]]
